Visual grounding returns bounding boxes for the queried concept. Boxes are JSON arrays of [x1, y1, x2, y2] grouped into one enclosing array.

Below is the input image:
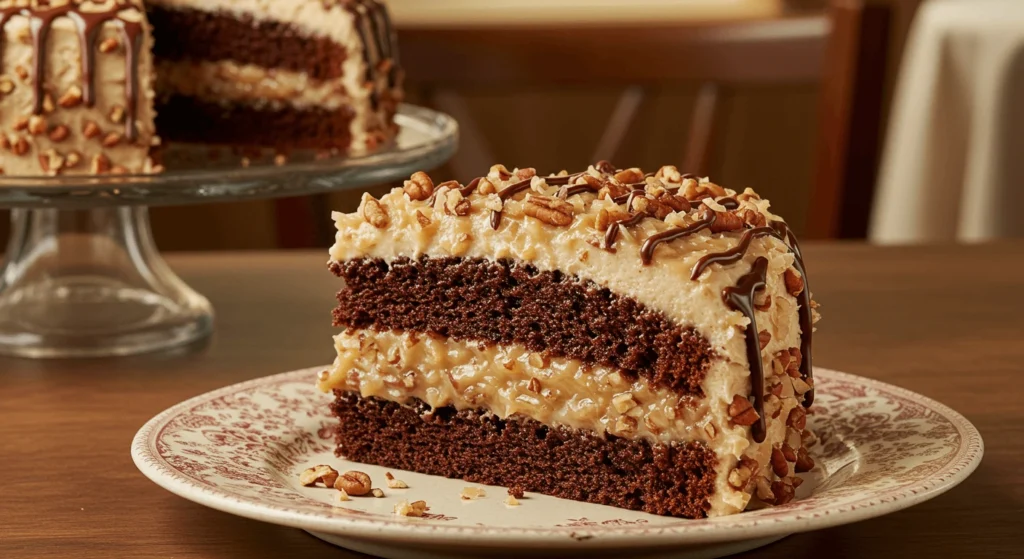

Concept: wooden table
[[1, 244, 1020, 558]]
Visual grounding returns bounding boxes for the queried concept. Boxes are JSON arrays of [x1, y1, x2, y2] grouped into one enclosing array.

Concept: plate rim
[[131, 366, 984, 547]]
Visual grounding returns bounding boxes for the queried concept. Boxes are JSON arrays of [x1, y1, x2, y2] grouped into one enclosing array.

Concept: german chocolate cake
[[0, 0, 400, 176], [320, 162, 821, 518]]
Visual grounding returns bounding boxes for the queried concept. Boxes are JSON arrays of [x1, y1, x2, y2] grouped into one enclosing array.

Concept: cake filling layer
[[148, 5, 350, 81], [331, 391, 719, 519], [320, 330, 723, 444], [155, 96, 356, 150], [156, 60, 355, 111], [331, 256, 715, 395]]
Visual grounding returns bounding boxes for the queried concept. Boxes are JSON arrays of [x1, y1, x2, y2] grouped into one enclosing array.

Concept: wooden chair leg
[[808, 0, 891, 239], [684, 83, 721, 176], [592, 86, 646, 164]]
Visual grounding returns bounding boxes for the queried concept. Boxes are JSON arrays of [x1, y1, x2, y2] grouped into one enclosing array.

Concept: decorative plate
[[132, 367, 983, 559]]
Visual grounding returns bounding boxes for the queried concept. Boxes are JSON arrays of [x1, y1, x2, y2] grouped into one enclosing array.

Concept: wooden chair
[[274, 0, 893, 246]]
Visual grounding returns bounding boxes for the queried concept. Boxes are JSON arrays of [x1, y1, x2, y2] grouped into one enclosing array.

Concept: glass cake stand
[[0, 104, 458, 359]]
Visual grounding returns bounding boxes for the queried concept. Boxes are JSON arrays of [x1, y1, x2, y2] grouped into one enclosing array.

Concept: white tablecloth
[[871, 0, 1024, 244]]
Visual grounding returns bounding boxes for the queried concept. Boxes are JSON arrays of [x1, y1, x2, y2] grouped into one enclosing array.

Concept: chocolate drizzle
[[639, 212, 717, 265], [489, 177, 534, 229], [459, 177, 482, 197], [690, 227, 777, 280], [346, 0, 401, 106], [604, 211, 648, 248], [723, 257, 771, 443], [0, 2, 144, 140]]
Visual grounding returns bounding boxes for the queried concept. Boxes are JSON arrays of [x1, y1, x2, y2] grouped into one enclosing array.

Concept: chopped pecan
[[524, 195, 574, 226], [740, 208, 767, 228], [795, 447, 815, 473], [758, 330, 771, 350], [634, 196, 674, 219], [771, 446, 790, 477], [728, 395, 760, 426], [657, 192, 691, 213], [415, 210, 431, 228], [781, 443, 798, 463], [614, 168, 643, 184], [787, 406, 807, 430], [596, 208, 631, 232], [361, 197, 389, 228], [754, 292, 772, 311], [655, 165, 682, 183], [727, 456, 760, 489], [403, 171, 434, 200], [710, 210, 744, 233], [784, 269, 805, 296], [58, 85, 83, 107], [771, 480, 796, 505]]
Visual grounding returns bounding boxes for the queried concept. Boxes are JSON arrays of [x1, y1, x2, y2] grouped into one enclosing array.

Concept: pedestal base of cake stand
[[306, 531, 787, 559], [0, 207, 212, 358]]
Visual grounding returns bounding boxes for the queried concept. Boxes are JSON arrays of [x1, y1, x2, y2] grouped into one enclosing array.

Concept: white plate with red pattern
[[131, 367, 982, 559]]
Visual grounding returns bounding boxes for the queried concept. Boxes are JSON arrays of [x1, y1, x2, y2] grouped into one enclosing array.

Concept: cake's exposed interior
[[321, 162, 821, 518], [0, 0, 401, 176]]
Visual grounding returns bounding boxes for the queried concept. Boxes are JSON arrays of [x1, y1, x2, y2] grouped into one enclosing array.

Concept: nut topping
[[787, 406, 807, 430], [101, 132, 122, 147], [48, 125, 69, 143], [384, 472, 409, 489], [91, 154, 111, 174], [299, 465, 338, 487], [403, 171, 434, 200], [334, 470, 372, 496], [393, 500, 429, 517], [361, 196, 389, 228], [98, 37, 120, 53], [709, 209, 744, 233], [11, 136, 29, 156], [728, 395, 760, 426], [781, 443, 798, 463], [82, 120, 101, 139], [795, 447, 815, 473], [109, 105, 126, 124], [58, 85, 83, 107], [758, 330, 771, 350], [771, 446, 790, 478], [595, 208, 630, 232], [614, 168, 643, 184], [524, 194, 574, 226], [27, 115, 46, 136], [460, 487, 486, 500], [784, 269, 805, 297], [770, 480, 795, 505]]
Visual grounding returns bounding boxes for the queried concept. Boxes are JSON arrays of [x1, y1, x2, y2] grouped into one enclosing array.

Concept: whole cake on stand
[[0, 0, 458, 358]]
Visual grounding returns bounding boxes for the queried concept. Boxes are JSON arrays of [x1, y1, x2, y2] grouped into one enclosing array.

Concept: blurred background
[[9, 0, 1018, 250]]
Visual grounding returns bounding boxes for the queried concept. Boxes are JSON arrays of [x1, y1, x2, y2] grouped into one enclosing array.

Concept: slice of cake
[[320, 162, 820, 518], [0, 0, 400, 176]]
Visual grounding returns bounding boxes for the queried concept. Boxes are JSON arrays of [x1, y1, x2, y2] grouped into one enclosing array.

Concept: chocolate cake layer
[[156, 96, 356, 150], [148, 6, 348, 81], [331, 256, 714, 395], [332, 391, 717, 518]]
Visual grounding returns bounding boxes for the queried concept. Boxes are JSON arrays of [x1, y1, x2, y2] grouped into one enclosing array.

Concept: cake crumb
[[507, 486, 525, 499], [393, 500, 429, 517], [385, 472, 409, 489], [337, 489, 351, 502], [460, 487, 486, 500], [504, 495, 520, 506], [371, 488, 386, 498]]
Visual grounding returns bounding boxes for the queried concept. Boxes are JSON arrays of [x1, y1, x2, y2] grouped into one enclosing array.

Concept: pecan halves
[[524, 195, 574, 226]]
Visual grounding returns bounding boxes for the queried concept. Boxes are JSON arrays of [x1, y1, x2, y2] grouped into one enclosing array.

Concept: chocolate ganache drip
[[723, 257, 771, 443], [0, 2, 144, 140]]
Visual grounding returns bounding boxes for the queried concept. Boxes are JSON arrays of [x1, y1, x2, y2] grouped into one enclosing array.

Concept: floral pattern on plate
[[132, 367, 982, 548]]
